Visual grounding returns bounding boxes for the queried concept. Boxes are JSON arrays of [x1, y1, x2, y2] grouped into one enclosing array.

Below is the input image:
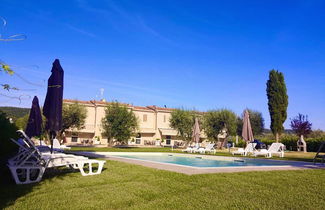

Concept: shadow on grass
[[0, 164, 106, 209]]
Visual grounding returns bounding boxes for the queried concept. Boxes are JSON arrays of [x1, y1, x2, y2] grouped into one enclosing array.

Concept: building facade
[[64, 99, 205, 146]]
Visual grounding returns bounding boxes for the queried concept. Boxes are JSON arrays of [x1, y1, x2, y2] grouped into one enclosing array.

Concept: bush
[[233, 133, 325, 152], [255, 134, 324, 152], [0, 111, 19, 184]]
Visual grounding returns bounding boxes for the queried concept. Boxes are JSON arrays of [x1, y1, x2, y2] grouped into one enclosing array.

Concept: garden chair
[[182, 144, 200, 153], [253, 143, 285, 158], [197, 143, 216, 154], [7, 130, 106, 185], [232, 143, 257, 156], [53, 138, 71, 151]]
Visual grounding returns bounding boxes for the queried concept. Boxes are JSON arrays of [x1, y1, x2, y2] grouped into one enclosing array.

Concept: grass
[[0, 160, 324, 209], [70, 146, 318, 162], [1, 147, 323, 209]]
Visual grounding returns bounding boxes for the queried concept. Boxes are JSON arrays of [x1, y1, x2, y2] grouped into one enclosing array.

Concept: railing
[[66, 124, 96, 132]]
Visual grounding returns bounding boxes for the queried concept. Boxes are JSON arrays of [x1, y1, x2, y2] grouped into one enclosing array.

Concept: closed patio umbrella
[[25, 96, 42, 138], [242, 110, 254, 143], [192, 118, 200, 146], [43, 59, 64, 152]]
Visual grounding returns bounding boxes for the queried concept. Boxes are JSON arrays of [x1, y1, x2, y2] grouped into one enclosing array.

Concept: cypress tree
[[266, 70, 288, 142]]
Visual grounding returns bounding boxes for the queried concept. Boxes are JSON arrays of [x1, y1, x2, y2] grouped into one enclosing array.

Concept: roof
[[63, 99, 171, 112]]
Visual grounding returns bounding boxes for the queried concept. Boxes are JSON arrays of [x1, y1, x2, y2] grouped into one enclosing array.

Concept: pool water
[[115, 154, 288, 168]]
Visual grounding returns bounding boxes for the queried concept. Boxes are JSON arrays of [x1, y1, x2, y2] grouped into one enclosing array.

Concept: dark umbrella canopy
[[43, 59, 64, 133], [242, 110, 254, 143], [25, 96, 42, 138]]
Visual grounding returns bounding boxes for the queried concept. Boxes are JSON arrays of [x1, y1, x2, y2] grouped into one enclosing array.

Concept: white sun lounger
[[253, 143, 285, 158], [232, 143, 257, 156], [182, 147, 193, 153], [7, 130, 105, 185], [53, 138, 71, 151], [182, 144, 200, 153], [196, 143, 216, 154]]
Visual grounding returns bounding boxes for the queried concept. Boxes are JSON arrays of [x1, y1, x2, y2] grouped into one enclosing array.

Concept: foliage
[[61, 102, 87, 133], [237, 109, 265, 136], [0, 106, 30, 121], [203, 109, 237, 141], [309, 129, 325, 139], [102, 102, 138, 145], [266, 70, 288, 141], [1, 17, 26, 91], [169, 109, 195, 144], [15, 114, 29, 130], [0, 111, 18, 184], [253, 133, 325, 152], [0, 62, 16, 90], [290, 113, 312, 137], [0, 62, 14, 75]]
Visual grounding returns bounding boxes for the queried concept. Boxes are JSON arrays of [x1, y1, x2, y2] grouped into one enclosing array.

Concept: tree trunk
[[275, 133, 279, 143], [108, 138, 114, 147]]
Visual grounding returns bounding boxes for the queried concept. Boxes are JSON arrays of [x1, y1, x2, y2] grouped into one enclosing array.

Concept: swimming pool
[[76, 152, 318, 174], [114, 153, 289, 168]]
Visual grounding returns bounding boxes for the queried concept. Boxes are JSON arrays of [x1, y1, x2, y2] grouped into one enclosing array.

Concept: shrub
[[0, 111, 19, 184], [255, 134, 324, 152]]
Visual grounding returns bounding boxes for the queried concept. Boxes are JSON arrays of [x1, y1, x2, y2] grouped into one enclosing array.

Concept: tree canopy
[[266, 70, 288, 142], [0, 106, 30, 121], [203, 109, 237, 141], [290, 113, 312, 137], [102, 102, 138, 145], [61, 102, 87, 133], [169, 109, 196, 144]]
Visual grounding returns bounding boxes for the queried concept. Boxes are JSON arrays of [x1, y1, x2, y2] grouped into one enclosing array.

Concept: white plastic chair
[[253, 143, 285, 158], [7, 130, 106, 184], [53, 138, 71, 151], [232, 143, 257, 156], [197, 143, 216, 154]]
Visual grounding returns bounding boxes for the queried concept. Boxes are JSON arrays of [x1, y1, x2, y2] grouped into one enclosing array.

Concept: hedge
[[233, 134, 325, 152]]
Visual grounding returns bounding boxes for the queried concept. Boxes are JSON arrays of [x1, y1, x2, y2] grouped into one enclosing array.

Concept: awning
[[159, 128, 179, 136], [139, 128, 156, 134]]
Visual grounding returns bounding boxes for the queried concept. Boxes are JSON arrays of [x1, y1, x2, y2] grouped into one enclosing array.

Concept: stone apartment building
[[63, 99, 206, 146]]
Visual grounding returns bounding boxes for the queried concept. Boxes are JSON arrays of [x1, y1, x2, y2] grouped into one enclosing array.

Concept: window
[[71, 132, 78, 142], [163, 115, 166, 122], [166, 135, 171, 145], [136, 133, 141, 144], [143, 114, 147, 122]]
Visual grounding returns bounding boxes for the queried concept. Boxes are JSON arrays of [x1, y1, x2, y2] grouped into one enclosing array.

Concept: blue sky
[[1, 0, 324, 129]]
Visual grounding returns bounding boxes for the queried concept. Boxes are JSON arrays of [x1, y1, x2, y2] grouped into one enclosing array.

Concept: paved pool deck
[[74, 152, 325, 175]]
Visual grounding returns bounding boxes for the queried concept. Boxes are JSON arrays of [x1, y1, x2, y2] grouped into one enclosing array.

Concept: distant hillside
[[0, 107, 30, 121]]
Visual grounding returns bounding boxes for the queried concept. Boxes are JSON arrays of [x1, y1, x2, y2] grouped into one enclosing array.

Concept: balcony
[[67, 124, 96, 133]]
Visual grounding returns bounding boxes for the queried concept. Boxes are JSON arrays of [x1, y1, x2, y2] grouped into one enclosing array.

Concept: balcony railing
[[67, 124, 96, 132]]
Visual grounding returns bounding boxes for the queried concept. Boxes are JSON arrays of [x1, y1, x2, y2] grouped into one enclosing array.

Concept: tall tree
[[237, 109, 265, 136], [61, 102, 87, 134], [203, 109, 237, 142], [290, 113, 312, 139], [266, 70, 288, 142], [169, 109, 196, 146], [102, 102, 138, 145]]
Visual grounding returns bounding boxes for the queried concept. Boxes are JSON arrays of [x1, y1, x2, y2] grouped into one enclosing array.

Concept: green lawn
[[70, 146, 318, 162], [1, 159, 324, 209]]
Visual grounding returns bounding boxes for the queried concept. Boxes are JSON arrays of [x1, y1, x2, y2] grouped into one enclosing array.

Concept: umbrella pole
[[50, 131, 55, 154]]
